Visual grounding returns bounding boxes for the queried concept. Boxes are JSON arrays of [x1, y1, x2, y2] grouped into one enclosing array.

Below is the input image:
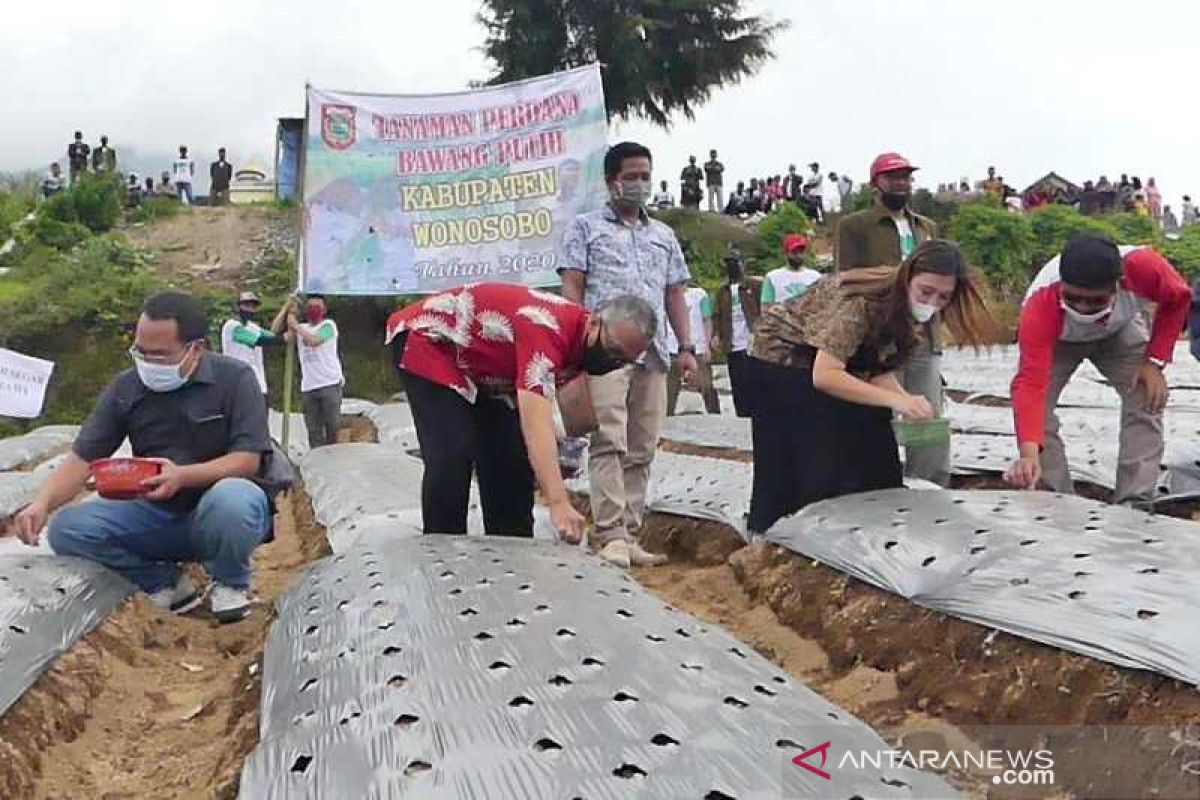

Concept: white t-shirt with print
[[173, 158, 194, 185], [298, 319, 344, 392], [220, 319, 268, 393], [892, 215, 916, 259], [762, 267, 821, 304], [666, 287, 713, 356]]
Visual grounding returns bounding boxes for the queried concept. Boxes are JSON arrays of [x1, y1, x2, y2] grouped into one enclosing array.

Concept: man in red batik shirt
[[386, 283, 656, 542]]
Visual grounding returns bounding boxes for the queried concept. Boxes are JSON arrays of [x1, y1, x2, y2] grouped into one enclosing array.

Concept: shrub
[[1028, 205, 1117, 267], [652, 207, 763, 289], [910, 188, 962, 229], [1106, 213, 1162, 248], [946, 202, 1035, 291], [0, 191, 34, 242], [0, 236, 163, 341], [28, 215, 91, 250], [1162, 226, 1200, 280], [40, 174, 122, 234], [128, 195, 182, 224], [755, 201, 814, 271]]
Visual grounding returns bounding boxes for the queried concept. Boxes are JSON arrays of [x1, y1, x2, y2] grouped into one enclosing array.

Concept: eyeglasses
[[129, 341, 195, 365]]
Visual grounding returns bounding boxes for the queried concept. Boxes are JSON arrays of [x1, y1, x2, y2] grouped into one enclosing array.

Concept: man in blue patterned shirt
[[561, 141, 697, 569]]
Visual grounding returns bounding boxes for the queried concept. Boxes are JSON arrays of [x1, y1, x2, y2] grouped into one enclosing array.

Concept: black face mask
[[581, 339, 626, 376], [238, 309, 258, 323], [880, 191, 910, 212]]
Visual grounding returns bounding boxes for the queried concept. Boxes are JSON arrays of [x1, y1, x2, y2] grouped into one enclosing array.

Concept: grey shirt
[[74, 353, 271, 511], [560, 204, 690, 366]]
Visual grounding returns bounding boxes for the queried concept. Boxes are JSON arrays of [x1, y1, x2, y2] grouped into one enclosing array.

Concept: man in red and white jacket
[[1006, 233, 1190, 504], [385, 283, 656, 542]]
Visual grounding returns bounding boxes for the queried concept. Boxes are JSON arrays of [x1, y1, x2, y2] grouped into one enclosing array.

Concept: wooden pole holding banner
[[281, 85, 311, 455]]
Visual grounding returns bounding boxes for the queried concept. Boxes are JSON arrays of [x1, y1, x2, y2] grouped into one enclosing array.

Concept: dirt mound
[[125, 206, 297, 289], [625, 500, 1200, 798], [0, 490, 319, 800]]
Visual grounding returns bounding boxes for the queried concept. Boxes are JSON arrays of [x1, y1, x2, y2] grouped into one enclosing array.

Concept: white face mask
[[1060, 298, 1113, 324], [613, 179, 653, 207], [132, 345, 193, 393], [910, 300, 940, 323]]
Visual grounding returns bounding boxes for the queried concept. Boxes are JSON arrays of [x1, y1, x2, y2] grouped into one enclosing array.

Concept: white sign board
[[0, 348, 54, 419]]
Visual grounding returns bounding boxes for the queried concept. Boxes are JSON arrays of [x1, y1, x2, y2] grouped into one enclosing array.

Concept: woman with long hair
[[746, 239, 996, 533]]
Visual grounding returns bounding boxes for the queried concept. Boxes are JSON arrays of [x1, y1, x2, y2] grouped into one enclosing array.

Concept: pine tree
[[478, 0, 787, 127]]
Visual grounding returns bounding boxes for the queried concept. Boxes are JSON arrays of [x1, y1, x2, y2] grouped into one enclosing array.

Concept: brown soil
[[0, 489, 322, 799], [627, 506, 1200, 798], [0, 416, 367, 799], [658, 439, 752, 463], [124, 206, 295, 289]]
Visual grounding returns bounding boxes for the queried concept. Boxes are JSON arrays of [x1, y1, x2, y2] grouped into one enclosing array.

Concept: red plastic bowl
[[91, 458, 162, 500]]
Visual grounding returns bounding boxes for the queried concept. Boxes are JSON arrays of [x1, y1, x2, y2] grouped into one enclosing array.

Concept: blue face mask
[[131, 345, 193, 392]]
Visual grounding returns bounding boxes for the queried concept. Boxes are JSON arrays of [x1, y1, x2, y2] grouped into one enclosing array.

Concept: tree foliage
[[1163, 226, 1200, 280], [652, 206, 762, 289], [946, 202, 1035, 291], [754, 201, 813, 271], [1027, 204, 1118, 267], [478, 0, 787, 127]]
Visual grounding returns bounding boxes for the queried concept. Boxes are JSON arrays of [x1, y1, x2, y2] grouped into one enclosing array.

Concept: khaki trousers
[[1040, 319, 1163, 504], [587, 355, 668, 544], [666, 355, 720, 415]]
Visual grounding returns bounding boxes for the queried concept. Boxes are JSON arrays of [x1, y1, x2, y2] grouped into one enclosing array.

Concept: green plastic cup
[[893, 418, 950, 449]]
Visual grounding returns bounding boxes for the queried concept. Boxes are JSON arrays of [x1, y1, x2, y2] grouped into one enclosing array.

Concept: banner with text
[[0, 348, 54, 419], [302, 65, 608, 295]]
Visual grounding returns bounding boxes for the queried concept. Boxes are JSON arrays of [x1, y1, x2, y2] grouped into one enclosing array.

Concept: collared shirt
[[211, 160, 233, 191], [561, 204, 691, 366], [67, 141, 89, 170], [835, 205, 937, 271], [386, 283, 589, 403], [703, 159, 724, 186], [73, 353, 271, 511]]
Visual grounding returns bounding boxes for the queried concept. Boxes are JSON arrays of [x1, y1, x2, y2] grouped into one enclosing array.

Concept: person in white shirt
[[713, 252, 761, 417], [1182, 195, 1197, 226], [761, 234, 822, 307], [803, 162, 825, 224], [838, 173, 854, 208], [652, 180, 675, 210], [172, 146, 195, 206], [220, 291, 286, 401], [666, 282, 719, 415], [825, 172, 843, 214], [277, 294, 344, 448], [40, 162, 66, 199]]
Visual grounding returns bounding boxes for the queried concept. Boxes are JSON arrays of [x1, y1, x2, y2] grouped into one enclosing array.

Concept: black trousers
[[747, 356, 901, 533], [402, 371, 534, 536], [726, 350, 753, 418]]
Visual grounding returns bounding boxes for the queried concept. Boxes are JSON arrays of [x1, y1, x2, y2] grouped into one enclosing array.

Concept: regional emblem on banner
[[321, 104, 357, 150]]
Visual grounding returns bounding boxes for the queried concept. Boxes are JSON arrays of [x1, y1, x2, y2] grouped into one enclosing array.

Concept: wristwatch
[[678, 344, 697, 355], [1147, 357, 1166, 370]]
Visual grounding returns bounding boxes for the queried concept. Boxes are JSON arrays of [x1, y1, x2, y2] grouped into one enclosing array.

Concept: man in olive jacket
[[836, 151, 947, 486]]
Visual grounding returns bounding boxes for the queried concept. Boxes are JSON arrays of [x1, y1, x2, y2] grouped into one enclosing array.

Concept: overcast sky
[[4, 0, 1196, 206]]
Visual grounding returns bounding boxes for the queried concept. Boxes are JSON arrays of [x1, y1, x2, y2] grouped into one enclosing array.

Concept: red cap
[[782, 233, 808, 254], [870, 152, 917, 182]]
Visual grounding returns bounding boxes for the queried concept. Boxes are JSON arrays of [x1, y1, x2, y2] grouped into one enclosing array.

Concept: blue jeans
[[48, 478, 269, 592], [177, 182, 193, 205]]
